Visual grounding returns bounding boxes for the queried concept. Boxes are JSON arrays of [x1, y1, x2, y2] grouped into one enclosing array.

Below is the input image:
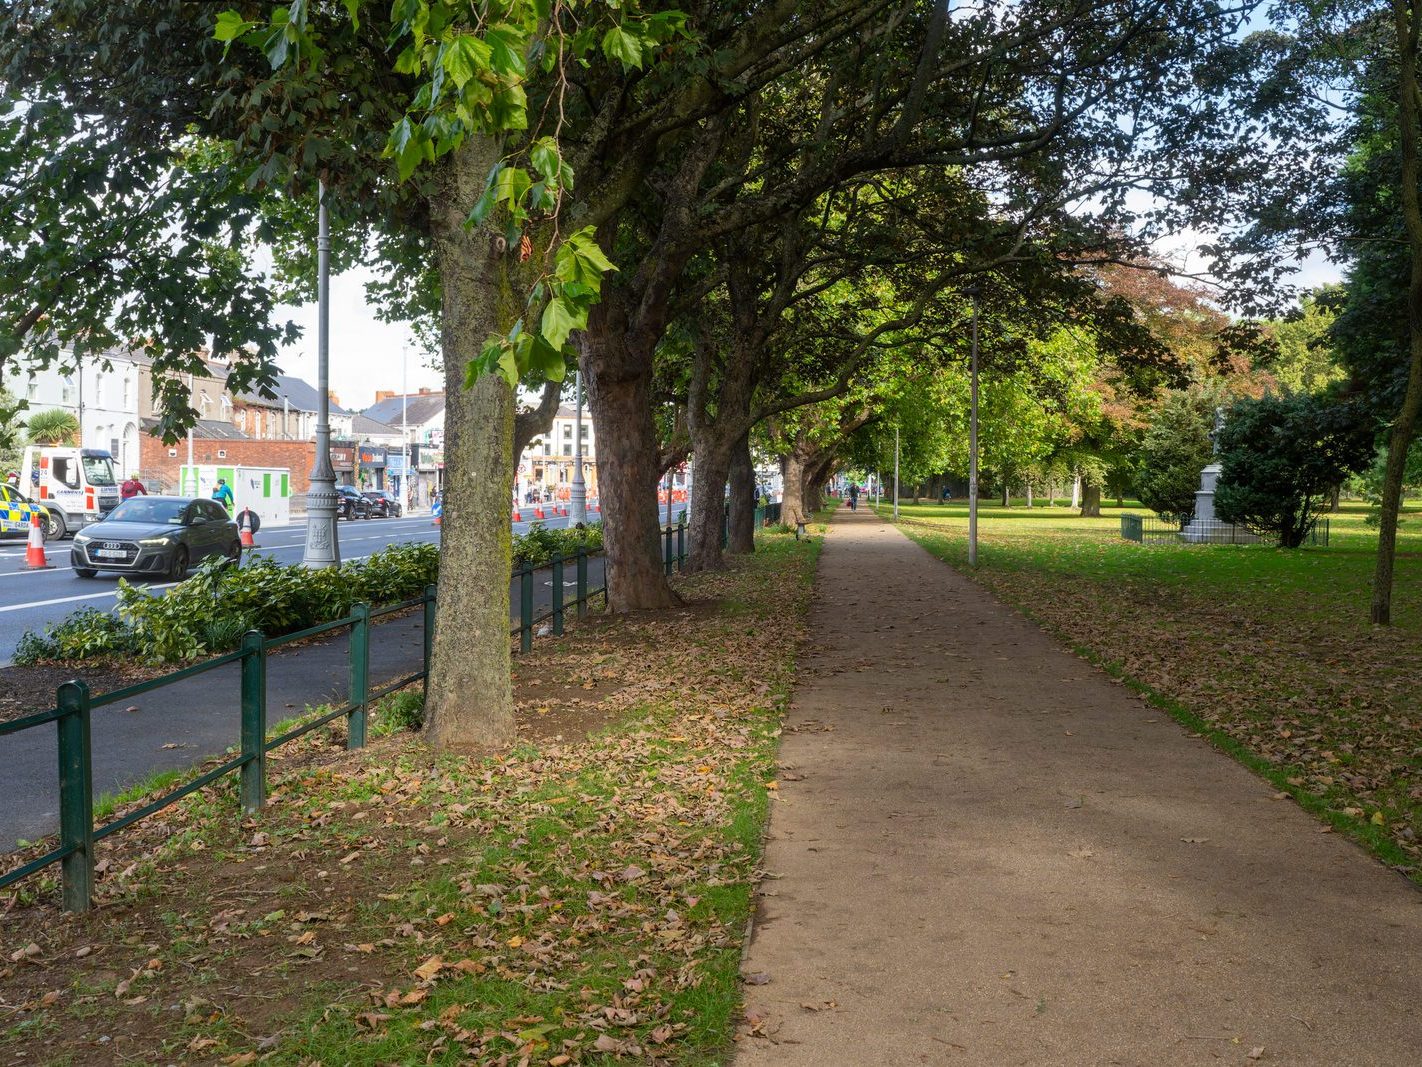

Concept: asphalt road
[[0, 504, 623, 664]]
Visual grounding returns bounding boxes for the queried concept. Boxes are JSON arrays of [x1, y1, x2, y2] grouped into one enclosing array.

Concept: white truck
[[18, 445, 120, 538], [179, 464, 292, 528]]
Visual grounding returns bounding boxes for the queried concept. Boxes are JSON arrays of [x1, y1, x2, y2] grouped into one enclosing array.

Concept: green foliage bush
[[373, 689, 425, 736], [15, 529, 607, 666], [14, 542, 441, 666], [1136, 389, 1218, 522], [1215, 392, 1375, 548], [512, 521, 603, 568]]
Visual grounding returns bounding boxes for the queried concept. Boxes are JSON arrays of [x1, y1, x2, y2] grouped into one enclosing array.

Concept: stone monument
[[1180, 406, 1258, 544]]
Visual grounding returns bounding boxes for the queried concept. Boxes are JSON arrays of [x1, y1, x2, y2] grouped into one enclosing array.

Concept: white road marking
[[0, 582, 178, 614]]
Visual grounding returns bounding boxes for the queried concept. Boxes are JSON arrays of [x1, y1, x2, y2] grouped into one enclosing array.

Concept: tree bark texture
[[1079, 482, 1102, 517], [780, 451, 808, 526], [727, 433, 757, 554], [1373, 0, 1422, 625], [584, 296, 680, 611], [686, 438, 733, 572], [424, 140, 517, 749]]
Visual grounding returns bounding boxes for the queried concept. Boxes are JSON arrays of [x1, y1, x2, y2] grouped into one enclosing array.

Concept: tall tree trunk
[[1001, 483, 1010, 507], [685, 435, 733, 572], [424, 141, 516, 750], [584, 298, 679, 611], [727, 433, 757, 554], [1373, 0, 1422, 625], [1071, 476, 1081, 509], [780, 451, 808, 525], [1079, 481, 1102, 517], [1026, 482, 1033, 508]]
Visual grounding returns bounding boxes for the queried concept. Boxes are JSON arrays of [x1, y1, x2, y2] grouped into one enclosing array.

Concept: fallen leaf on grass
[[413, 955, 443, 982]]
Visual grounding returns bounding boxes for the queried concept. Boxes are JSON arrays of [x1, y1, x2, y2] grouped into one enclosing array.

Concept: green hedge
[[15, 525, 606, 667]]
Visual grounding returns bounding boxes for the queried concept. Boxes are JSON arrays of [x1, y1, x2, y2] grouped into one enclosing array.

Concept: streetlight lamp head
[[961, 284, 980, 299]]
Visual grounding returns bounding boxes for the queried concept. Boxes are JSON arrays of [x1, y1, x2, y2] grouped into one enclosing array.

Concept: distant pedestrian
[[121, 475, 147, 500], [211, 478, 234, 512], [848, 482, 860, 511], [941, 485, 951, 505]]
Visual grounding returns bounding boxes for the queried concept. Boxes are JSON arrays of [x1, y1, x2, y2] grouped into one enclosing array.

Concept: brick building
[[139, 422, 317, 498]]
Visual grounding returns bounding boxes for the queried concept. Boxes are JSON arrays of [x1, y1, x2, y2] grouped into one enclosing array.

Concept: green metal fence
[[1120, 514, 1330, 546], [0, 534, 690, 913]]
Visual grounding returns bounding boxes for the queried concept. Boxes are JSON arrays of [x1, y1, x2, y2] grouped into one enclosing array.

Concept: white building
[[3, 348, 143, 478], [518, 403, 597, 503]]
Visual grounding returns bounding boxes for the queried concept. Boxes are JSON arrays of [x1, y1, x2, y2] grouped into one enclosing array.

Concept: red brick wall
[[139, 435, 315, 496]]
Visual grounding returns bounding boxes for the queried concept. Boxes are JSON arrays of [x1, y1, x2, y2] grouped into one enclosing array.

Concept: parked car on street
[[70, 496, 240, 580], [362, 489, 402, 518], [335, 485, 373, 520]]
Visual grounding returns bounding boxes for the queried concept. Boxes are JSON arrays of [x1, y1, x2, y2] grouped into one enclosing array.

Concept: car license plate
[[96, 549, 126, 558]]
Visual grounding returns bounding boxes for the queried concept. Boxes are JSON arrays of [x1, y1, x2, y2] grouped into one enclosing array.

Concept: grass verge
[[0, 529, 822, 1066]]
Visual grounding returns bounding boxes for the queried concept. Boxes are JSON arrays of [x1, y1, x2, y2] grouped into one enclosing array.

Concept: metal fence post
[[520, 566, 534, 652], [720, 507, 728, 550], [679, 521, 687, 568], [576, 549, 589, 619], [663, 526, 673, 576], [348, 604, 370, 750], [551, 551, 565, 636], [423, 584, 436, 702], [239, 630, 267, 813], [56, 680, 93, 913]]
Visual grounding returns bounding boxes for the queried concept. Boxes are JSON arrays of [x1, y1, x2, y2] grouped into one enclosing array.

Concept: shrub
[[12, 608, 140, 665], [1215, 392, 1375, 547], [1136, 390, 1217, 522], [512, 521, 604, 568], [15, 542, 442, 666]]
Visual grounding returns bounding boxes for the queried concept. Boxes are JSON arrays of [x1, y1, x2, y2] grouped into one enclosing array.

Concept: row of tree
[[4, 1, 1422, 745]]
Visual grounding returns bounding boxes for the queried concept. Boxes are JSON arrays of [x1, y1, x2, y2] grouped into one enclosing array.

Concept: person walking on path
[[737, 507, 1422, 1066], [847, 482, 860, 511], [211, 477, 234, 513], [120, 475, 147, 500]]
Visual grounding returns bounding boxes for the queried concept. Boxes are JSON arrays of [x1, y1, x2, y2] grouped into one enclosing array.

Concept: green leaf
[[492, 165, 532, 210], [484, 24, 527, 77], [341, 0, 360, 30], [601, 25, 644, 70], [213, 10, 255, 43], [529, 137, 560, 181], [530, 336, 567, 382], [540, 296, 585, 350], [497, 344, 520, 387], [443, 34, 492, 90], [488, 83, 527, 130]]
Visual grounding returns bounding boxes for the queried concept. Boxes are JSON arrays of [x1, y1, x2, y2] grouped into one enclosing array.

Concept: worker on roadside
[[121, 474, 147, 500], [211, 477, 234, 512]]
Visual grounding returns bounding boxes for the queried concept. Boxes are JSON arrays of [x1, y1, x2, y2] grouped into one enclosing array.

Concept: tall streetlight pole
[[303, 181, 340, 569], [570, 369, 587, 524], [893, 425, 900, 522], [965, 285, 981, 567], [401, 343, 410, 509]]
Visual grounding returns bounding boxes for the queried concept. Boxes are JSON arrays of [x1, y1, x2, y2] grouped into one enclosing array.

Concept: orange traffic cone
[[238, 510, 256, 548], [512, 508, 522, 522], [534, 507, 546, 520], [25, 513, 52, 570]]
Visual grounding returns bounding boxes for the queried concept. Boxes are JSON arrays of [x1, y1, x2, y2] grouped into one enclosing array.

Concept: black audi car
[[71, 496, 240, 580]]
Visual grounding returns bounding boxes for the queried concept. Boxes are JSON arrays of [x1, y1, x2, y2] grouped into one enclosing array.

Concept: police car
[[0, 483, 53, 539]]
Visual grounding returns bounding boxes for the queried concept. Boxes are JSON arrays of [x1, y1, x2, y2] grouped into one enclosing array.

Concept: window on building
[[61, 378, 76, 405], [122, 377, 131, 408], [110, 437, 119, 458], [26, 383, 37, 401], [542, 439, 551, 456]]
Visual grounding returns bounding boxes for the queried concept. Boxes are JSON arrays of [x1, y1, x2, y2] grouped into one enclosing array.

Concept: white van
[[18, 445, 120, 538]]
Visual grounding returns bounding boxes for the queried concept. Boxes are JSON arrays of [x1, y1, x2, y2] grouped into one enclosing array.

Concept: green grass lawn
[[877, 498, 1422, 880]]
